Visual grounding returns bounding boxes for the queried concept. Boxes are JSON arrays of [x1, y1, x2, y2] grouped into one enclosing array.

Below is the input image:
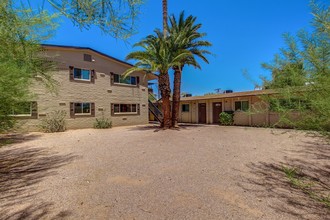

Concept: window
[[74, 68, 91, 81], [113, 104, 138, 114], [70, 102, 95, 117], [235, 101, 249, 111], [113, 73, 137, 85], [74, 103, 91, 115], [182, 104, 190, 112], [12, 102, 32, 116], [84, 54, 92, 62]]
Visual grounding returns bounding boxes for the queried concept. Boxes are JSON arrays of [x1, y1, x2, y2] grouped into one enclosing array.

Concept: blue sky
[[33, 0, 317, 96]]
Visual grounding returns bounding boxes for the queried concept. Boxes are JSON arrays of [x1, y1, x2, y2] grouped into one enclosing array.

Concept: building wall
[[19, 48, 149, 131], [178, 95, 280, 127]]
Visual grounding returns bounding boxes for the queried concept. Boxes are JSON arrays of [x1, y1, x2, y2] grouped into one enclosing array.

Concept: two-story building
[[18, 44, 155, 131]]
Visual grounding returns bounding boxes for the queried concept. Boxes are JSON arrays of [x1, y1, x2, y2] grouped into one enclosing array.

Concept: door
[[213, 102, 222, 124], [198, 103, 207, 124]]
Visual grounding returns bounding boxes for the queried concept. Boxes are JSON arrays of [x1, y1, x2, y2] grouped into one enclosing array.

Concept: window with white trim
[[113, 74, 137, 85], [74, 68, 91, 81], [12, 102, 32, 116], [74, 103, 91, 115], [114, 104, 138, 114]]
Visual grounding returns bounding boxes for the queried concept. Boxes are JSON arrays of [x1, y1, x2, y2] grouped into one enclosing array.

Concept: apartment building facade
[[18, 44, 153, 131]]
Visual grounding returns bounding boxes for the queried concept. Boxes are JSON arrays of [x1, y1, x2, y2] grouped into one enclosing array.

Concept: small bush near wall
[[94, 117, 112, 129], [219, 112, 234, 126], [40, 110, 66, 133]]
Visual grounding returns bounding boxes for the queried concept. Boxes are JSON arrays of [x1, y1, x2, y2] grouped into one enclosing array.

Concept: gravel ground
[[0, 125, 329, 220]]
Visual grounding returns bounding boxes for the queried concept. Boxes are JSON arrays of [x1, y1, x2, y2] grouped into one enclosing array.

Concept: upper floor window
[[235, 101, 249, 111], [112, 73, 138, 86], [181, 104, 190, 112], [69, 66, 95, 83], [74, 68, 91, 81]]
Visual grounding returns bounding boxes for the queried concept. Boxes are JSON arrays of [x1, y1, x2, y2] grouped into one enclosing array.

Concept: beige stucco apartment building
[[178, 90, 282, 126], [18, 44, 153, 131]]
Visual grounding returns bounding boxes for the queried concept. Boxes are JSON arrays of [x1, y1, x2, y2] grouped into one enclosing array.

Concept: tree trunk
[[162, 0, 168, 37], [158, 72, 171, 129], [172, 66, 182, 127]]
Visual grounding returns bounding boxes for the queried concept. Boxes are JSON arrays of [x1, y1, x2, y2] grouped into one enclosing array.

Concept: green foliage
[[47, 0, 143, 39], [219, 112, 234, 126], [94, 117, 112, 129], [40, 110, 67, 133], [0, 1, 57, 133], [261, 1, 330, 135]]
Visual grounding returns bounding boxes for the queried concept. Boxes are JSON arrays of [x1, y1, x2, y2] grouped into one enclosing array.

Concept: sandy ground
[[0, 124, 329, 220]]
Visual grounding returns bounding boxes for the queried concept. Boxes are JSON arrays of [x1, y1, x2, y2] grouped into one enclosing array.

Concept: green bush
[[94, 117, 112, 129], [219, 112, 234, 126], [40, 110, 66, 133]]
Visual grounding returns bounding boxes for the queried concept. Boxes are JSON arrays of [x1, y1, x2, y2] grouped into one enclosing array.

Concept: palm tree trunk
[[159, 72, 171, 129], [172, 66, 182, 127], [162, 0, 168, 37]]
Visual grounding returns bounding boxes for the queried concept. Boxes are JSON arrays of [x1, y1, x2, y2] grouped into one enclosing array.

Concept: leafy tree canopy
[[0, 0, 57, 132], [262, 1, 330, 133]]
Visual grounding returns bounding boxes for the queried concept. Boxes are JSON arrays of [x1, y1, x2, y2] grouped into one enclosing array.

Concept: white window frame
[[74, 102, 92, 115], [113, 74, 137, 86], [10, 102, 32, 117], [113, 104, 138, 115], [73, 68, 91, 81]]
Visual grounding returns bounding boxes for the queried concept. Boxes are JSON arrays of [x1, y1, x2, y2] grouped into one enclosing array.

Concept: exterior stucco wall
[[178, 94, 281, 127], [20, 48, 148, 131]]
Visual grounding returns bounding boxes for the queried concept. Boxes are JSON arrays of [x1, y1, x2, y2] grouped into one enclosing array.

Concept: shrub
[[94, 117, 112, 129], [40, 110, 66, 133], [219, 112, 234, 126]]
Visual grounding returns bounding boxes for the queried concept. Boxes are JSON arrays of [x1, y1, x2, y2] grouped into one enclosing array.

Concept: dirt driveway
[[0, 125, 329, 220]]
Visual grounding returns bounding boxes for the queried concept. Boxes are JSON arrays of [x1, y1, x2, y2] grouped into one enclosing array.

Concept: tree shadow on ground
[[129, 123, 208, 132], [0, 145, 77, 219], [0, 133, 41, 147], [239, 137, 330, 219]]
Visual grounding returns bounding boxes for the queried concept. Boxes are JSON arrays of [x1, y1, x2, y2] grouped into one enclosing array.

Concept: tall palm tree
[[168, 12, 212, 127], [124, 30, 191, 129], [162, 0, 168, 37]]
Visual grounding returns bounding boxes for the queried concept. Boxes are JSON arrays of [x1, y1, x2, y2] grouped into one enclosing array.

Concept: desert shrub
[[219, 112, 234, 125], [40, 110, 66, 133], [94, 117, 112, 129]]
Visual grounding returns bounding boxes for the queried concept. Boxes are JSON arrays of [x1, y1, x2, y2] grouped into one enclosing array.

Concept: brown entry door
[[213, 102, 222, 124], [198, 103, 207, 124]]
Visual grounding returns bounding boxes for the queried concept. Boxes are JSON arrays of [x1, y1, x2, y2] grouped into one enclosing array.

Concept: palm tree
[[168, 12, 212, 127], [124, 30, 191, 129], [162, 0, 168, 37]]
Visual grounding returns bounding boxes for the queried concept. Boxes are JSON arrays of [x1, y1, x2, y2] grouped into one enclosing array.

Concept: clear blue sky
[[33, 0, 318, 95]]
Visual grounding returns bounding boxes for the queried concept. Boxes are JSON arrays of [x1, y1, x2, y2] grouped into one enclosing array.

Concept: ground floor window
[[112, 103, 140, 115], [70, 102, 95, 117], [235, 101, 249, 111], [10, 102, 38, 119], [181, 104, 190, 112], [12, 102, 32, 116]]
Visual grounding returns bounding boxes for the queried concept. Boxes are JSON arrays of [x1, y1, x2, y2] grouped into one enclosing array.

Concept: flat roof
[[181, 89, 276, 101]]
